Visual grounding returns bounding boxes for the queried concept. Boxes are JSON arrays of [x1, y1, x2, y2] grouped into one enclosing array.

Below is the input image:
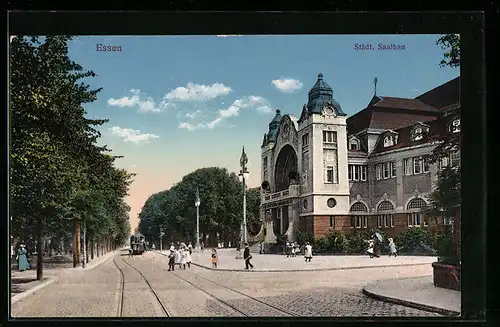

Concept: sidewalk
[[362, 276, 461, 316], [11, 248, 126, 304], [156, 249, 437, 272]]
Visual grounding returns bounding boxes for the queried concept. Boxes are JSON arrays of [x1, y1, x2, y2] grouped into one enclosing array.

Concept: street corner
[[11, 276, 57, 305], [362, 276, 461, 316]]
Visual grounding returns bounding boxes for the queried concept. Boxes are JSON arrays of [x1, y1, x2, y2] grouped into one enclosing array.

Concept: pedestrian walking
[[373, 235, 381, 258], [152, 244, 156, 251], [304, 242, 313, 262], [366, 240, 375, 258], [16, 244, 30, 271], [187, 243, 193, 254], [174, 247, 181, 267], [388, 238, 398, 257], [286, 241, 291, 257], [293, 242, 299, 257], [128, 247, 133, 257], [180, 247, 187, 269], [185, 246, 192, 268], [211, 248, 218, 268], [168, 250, 175, 271], [243, 243, 254, 269], [170, 243, 175, 252], [201, 241, 205, 252]]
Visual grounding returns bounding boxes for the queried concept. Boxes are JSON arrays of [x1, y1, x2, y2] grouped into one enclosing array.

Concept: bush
[[326, 231, 349, 253], [295, 230, 314, 245], [275, 233, 288, 246], [436, 232, 457, 265], [395, 228, 437, 255], [314, 237, 330, 252]]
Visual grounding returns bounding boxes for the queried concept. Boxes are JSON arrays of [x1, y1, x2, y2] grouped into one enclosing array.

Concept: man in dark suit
[[243, 243, 254, 270]]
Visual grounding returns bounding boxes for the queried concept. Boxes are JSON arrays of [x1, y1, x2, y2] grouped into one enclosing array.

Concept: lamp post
[[82, 221, 86, 268], [159, 228, 164, 252], [238, 146, 250, 247], [195, 187, 201, 250]]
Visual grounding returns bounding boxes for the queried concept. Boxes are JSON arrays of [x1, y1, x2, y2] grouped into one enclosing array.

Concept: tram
[[130, 233, 146, 255]]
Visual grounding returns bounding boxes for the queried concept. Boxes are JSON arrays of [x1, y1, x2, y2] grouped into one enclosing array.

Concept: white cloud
[[272, 78, 303, 93], [185, 109, 202, 119], [108, 89, 161, 113], [109, 126, 159, 144], [164, 82, 232, 101], [178, 95, 273, 131]]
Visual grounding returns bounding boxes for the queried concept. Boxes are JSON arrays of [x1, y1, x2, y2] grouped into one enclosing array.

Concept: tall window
[[302, 133, 309, 148], [404, 158, 412, 175], [391, 162, 397, 177], [326, 166, 334, 183], [407, 213, 422, 227], [355, 216, 368, 228], [413, 157, 422, 174], [323, 131, 337, 144], [348, 165, 367, 182], [329, 216, 335, 228], [361, 166, 367, 181], [376, 164, 382, 180], [263, 157, 268, 170], [383, 162, 390, 179], [377, 214, 394, 228]]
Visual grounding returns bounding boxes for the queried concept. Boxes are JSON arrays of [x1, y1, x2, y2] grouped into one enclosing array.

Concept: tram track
[[135, 255, 298, 317], [112, 256, 125, 317], [113, 254, 171, 317]]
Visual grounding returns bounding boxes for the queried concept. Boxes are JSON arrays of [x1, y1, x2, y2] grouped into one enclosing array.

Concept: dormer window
[[449, 118, 460, 133], [383, 135, 395, 147], [349, 138, 359, 151], [411, 127, 423, 141]]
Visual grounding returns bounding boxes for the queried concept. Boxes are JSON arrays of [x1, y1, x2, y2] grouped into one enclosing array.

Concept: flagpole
[[195, 187, 201, 251]]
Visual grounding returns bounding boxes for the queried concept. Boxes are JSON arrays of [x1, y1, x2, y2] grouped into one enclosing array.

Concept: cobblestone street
[[10, 250, 441, 318]]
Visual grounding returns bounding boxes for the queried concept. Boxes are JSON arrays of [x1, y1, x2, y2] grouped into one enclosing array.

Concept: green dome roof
[[305, 73, 345, 116], [267, 109, 282, 142]]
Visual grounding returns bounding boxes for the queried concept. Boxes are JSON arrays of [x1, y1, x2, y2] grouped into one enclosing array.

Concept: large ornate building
[[256, 73, 460, 242]]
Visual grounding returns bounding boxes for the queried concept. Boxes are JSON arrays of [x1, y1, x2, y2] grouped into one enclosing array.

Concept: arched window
[[407, 197, 428, 210], [377, 200, 394, 212], [350, 202, 368, 212], [383, 135, 394, 147], [448, 118, 460, 133], [411, 127, 423, 141]]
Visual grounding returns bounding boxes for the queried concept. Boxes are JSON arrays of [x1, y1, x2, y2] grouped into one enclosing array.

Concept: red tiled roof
[[415, 77, 460, 109], [373, 96, 439, 112]]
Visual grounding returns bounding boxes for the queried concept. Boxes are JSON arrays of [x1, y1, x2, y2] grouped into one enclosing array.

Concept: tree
[[138, 167, 247, 248], [436, 34, 460, 68], [246, 187, 262, 236], [10, 36, 134, 278]]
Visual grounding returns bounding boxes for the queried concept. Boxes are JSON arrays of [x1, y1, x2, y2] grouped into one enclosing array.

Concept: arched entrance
[[274, 144, 298, 192]]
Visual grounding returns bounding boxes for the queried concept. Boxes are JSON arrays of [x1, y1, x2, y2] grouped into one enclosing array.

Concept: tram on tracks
[[130, 233, 146, 255]]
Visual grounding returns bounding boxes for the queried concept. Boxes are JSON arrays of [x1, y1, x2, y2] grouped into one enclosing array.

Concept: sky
[[66, 35, 460, 233]]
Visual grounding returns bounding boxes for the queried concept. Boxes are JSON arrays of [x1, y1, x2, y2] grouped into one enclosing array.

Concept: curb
[[153, 251, 432, 272], [362, 287, 460, 316], [78, 250, 121, 271], [11, 277, 56, 305]]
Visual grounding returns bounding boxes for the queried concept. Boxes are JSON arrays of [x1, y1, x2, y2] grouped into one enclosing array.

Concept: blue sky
[[67, 35, 459, 231]]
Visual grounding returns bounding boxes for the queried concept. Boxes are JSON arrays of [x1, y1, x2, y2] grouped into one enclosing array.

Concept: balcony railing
[[263, 185, 299, 202]]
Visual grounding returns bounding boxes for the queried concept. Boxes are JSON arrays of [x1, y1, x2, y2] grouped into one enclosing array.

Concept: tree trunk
[[90, 240, 94, 260], [36, 218, 43, 281], [96, 242, 100, 257], [85, 236, 89, 263], [76, 220, 81, 265], [73, 222, 78, 267]]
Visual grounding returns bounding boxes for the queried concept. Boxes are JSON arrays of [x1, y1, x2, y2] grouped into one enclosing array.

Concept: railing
[[263, 185, 299, 202]]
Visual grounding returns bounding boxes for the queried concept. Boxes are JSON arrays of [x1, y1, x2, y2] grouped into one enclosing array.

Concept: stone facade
[[259, 74, 459, 242]]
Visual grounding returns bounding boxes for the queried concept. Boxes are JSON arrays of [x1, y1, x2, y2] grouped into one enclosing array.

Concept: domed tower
[[298, 74, 350, 235], [261, 109, 283, 195]]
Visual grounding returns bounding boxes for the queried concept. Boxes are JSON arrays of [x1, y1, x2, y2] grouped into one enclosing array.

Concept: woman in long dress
[[304, 242, 313, 262], [180, 247, 187, 269], [17, 244, 30, 271], [185, 247, 192, 268], [174, 248, 181, 267], [388, 238, 398, 257]]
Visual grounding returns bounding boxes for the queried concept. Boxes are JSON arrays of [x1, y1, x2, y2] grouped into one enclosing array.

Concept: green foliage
[[275, 233, 288, 246], [10, 36, 133, 278], [394, 228, 437, 255], [436, 231, 457, 264], [138, 167, 261, 245], [436, 34, 460, 68]]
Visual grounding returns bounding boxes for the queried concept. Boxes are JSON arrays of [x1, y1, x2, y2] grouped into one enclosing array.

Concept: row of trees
[[138, 167, 261, 248], [10, 36, 134, 279]]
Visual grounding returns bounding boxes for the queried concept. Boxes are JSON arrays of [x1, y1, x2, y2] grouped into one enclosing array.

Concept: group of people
[[167, 242, 193, 271], [285, 241, 300, 257], [366, 236, 398, 258]]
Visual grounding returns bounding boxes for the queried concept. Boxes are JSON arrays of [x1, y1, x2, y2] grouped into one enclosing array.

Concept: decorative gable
[[410, 122, 430, 141], [382, 130, 399, 148]]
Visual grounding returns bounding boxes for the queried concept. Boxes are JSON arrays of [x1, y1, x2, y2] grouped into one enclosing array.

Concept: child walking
[[168, 249, 176, 271], [211, 248, 219, 268], [388, 238, 398, 257]]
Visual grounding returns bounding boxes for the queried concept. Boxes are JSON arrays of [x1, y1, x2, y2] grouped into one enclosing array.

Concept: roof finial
[[318, 73, 323, 80], [276, 109, 281, 114], [374, 77, 378, 96]]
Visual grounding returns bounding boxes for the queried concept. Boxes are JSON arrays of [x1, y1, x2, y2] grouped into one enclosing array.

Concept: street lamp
[[238, 146, 250, 246], [195, 187, 201, 250]]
